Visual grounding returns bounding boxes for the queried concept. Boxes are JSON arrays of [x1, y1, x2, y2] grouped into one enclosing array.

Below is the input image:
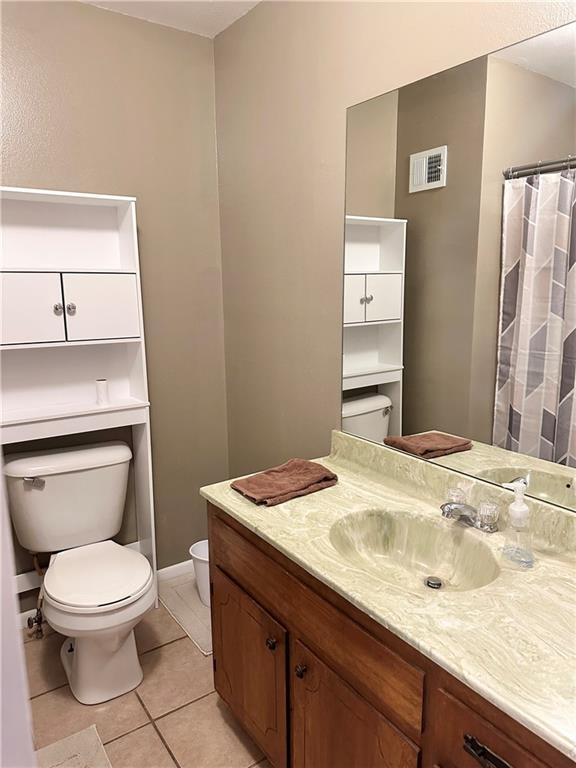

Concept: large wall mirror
[[341, 23, 576, 512]]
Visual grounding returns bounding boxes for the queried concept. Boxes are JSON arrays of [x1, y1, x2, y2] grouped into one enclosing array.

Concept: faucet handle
[[477, 501, 499, 533]]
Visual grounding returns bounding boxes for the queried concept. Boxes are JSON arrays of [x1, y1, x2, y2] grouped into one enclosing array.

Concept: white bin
[[189, 539, 210, 607], [342, 394, 392, 443]]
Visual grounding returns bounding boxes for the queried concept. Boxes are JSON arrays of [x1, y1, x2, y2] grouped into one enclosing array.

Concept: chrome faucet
[[440, 502, 499, 533]]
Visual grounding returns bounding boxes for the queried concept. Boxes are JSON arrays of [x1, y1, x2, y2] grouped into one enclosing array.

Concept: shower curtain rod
[[503, 156, 575, 180]]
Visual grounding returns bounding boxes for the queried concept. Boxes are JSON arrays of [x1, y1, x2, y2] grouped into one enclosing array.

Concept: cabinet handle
[[359, 296, 366, 305], [66, 302, 77, 316], [53, 303, 64, 316], [295, 664, 307, 679], [365, 294, 374, 303], [265, 637, 278, 651], [463, 734, 511, 768]]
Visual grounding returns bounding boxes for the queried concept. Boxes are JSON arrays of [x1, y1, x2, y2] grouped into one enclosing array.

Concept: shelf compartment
[[1, 190, 138, 272], [1, 342, 148, 422], [344, 216, 406, 274]]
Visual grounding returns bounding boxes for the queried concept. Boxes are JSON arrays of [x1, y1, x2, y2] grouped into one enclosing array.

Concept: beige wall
[[215, 2, 575, 476], [345, 91, 398, 217], [469, 59, 576, 441], [394, 58, 488, 437], [1, 2, 229, 569]]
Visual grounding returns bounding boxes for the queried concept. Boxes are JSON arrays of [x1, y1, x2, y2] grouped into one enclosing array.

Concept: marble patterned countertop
[[200, 431, 576, 760]]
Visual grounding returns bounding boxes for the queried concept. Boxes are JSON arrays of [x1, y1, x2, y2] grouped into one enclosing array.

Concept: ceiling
[[492, 22, 576, 88], [84, 1, 261, 38]]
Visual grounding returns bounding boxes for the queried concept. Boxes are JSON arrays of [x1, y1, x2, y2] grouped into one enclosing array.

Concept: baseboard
[[157, 559, 195, 581]]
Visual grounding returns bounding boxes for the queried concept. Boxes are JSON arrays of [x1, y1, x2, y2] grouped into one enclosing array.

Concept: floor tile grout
[[137, 634, 189, 657], [29, 682, 68, 700], [102, 721, 151, 747], [136, 691, 182, 768], [150, 687, 217, 723]]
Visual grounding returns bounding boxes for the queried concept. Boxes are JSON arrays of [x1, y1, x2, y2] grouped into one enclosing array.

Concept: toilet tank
[[342, 394, 392, 443], [4, 442, 132, 553]]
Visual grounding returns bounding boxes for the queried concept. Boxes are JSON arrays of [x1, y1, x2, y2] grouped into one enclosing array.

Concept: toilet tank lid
[[3, 441, 132, 478], [342, 394, 392, 418]]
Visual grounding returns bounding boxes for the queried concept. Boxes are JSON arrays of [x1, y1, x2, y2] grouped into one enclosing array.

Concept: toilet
[[4, 441, 156, 705]]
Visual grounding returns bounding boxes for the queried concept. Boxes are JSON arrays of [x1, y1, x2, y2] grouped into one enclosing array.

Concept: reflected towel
[[384, 431, 472, 459], [231, 458, 338, 506]]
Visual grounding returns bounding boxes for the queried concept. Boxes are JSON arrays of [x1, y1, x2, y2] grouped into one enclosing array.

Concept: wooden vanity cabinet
[[211, 567, 287, 768], [208, 504, 572, 768]]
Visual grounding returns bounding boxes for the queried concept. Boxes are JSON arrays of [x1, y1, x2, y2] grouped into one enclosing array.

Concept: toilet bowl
[[4, 442, 157, 705], [42, 540, 156, 705]]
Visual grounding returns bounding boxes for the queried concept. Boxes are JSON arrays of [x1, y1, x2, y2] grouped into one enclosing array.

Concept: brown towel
[[231, 458, 338, 506], [384, 431, 472, 460]]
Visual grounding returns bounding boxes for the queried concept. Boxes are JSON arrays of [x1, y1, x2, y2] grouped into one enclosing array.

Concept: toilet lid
[[44, 541, 153, 609]]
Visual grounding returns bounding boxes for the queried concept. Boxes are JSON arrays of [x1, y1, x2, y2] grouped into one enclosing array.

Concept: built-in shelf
[[344, 318, 402, 328], [342, 216, 406, 435], [1, 337, 142, 351], [2, 186, 157, 593], [343, 363, 402, 379], [2, 398, 150, 427]]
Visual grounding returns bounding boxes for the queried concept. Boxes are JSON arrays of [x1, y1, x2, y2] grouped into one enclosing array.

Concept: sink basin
[[329, 510, 500, 593], [476, 467, 575, 510]]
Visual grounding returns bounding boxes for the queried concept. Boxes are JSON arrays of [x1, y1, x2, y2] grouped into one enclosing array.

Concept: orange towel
[[231, 458, 338, 506], [384, 432, 472, 459]]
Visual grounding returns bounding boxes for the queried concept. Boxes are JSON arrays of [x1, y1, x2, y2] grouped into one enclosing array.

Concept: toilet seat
[[44, 540, 153, 615]]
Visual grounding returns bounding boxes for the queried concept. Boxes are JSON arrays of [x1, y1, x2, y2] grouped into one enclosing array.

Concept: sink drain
[[425, 576, 443, 590]]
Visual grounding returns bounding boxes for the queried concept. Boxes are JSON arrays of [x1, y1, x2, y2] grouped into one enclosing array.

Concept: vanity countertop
[[200, 431, 576, 760]]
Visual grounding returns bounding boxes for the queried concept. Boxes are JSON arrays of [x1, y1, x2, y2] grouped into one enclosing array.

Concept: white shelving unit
[[342, 216, 406, 436], [1, 186, 157, 591]]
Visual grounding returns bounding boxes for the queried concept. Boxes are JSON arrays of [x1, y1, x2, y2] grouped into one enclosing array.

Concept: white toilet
[[4, 441, 156, 705]]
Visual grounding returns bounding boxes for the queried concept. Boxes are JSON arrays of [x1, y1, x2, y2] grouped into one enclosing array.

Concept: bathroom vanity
[[201, 432, 576, 768]]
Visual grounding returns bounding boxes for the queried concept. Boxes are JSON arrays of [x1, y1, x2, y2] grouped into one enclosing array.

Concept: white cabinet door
[[1, 273, 66, 344], [343, 275, 366, 324], [365, 274, 402, 322], [62, 273, 140, 341]]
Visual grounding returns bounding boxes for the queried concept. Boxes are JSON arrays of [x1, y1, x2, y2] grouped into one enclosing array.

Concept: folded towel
[[231, 458, 338, 506], [384, 431, 472, 459]]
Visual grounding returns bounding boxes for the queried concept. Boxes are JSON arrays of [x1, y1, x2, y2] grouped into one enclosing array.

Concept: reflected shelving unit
[[1, 186, 157, 593], [342, 215, 406, 435]]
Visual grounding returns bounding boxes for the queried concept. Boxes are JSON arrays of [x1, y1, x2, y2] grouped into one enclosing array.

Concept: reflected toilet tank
[[4, 441, 132, 552]]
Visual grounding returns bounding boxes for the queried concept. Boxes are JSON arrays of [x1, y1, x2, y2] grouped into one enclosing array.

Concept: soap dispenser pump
[[502, 481, 534, 569]]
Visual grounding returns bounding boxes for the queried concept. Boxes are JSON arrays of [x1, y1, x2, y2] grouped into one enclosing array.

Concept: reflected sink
[[476, 467, 575, 510], [329, 510, 500, 593]]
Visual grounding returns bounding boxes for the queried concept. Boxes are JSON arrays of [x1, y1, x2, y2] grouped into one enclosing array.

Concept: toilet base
[[60, 629, 143, 705]]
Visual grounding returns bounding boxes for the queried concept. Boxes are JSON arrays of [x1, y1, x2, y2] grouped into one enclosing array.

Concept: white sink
[[329, 509, 500, 593]]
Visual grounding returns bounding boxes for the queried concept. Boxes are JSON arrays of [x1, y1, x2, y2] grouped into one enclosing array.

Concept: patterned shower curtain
[[493, 169, 576, 466]]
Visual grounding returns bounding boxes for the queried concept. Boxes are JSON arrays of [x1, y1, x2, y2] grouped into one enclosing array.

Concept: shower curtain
[[493, 169, 576, 466]]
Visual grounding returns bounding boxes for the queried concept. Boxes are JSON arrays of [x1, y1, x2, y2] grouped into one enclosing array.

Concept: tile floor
[[24, 604, 269, 768]]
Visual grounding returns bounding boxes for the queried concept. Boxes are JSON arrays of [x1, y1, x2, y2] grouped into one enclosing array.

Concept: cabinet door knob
[[265, 637, 278, 651], [66, 302, 77, 316], [295, 664, 307, 679], [53, 303, 64, 316], [359, 296, 366, 305], [366, 294, 374, 303]]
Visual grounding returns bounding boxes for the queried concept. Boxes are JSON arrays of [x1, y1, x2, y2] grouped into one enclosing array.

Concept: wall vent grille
[[409, 146, 448, 193]]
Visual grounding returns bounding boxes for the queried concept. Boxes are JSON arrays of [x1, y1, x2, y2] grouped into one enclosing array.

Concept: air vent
[[409, 145, 448, 193]]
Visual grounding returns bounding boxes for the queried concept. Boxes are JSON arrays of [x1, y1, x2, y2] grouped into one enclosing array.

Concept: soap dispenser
[[502, 481, 534, 569]]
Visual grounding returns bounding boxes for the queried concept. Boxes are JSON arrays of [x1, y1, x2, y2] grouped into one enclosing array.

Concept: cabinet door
[[427, 688, 548, 768], [1, 273, 66, 344], [292, 639, 419, 768], [343, 274, 366, 324], [212, 567, 287, 767], [62, 273, 140, 341], [365, 274, 402, 322]]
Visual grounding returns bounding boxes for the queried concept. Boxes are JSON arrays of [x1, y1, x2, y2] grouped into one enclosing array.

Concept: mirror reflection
[[341, 23, 576, 511]]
